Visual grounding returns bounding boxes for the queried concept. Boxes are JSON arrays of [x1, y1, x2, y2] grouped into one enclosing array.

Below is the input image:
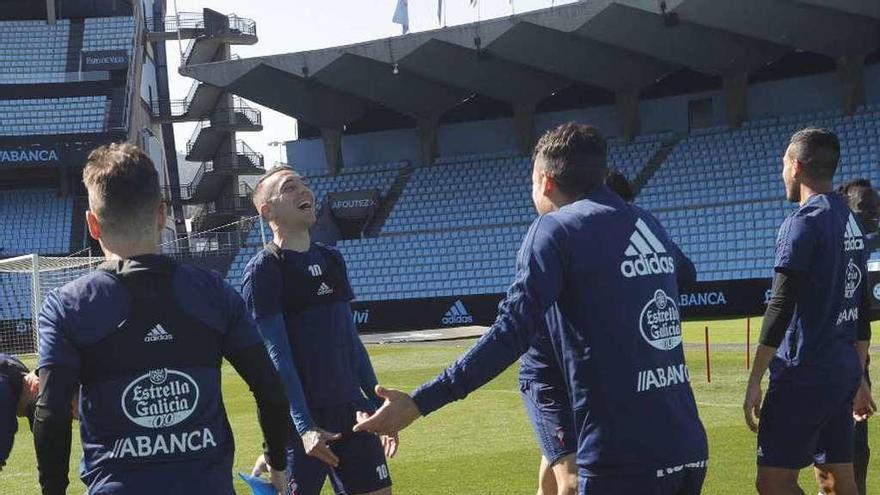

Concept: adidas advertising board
[[347, 277, 878, 334], [441, 300, 474, 326], [621, 219, 675, 278]]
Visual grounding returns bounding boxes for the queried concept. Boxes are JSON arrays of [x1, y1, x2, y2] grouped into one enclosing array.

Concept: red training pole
[[746, 317, 751, 370], [704, 325, 711, 383]]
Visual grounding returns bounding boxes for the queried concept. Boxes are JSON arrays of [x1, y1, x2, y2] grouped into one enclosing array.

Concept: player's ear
[[86, 210, 102, 241], [542, 172, 556, 196], [791, 158, 805, 180], [156, 202, 167, 231], [259, 201, 271, 221]]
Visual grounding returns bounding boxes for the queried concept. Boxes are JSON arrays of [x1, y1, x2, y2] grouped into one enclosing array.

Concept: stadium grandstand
[[2, 0, 880, 342], [177, 0, 880, 331], [0, 1, 264, 354]]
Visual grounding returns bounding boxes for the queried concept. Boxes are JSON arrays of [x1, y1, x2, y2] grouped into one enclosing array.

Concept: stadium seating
[[83, 16, 135, 52], [225, 165, 405, 290], [339, 226, 523, 301], [0, 96, 107, 136], [223, 108, 879, 300], [0, 17, 133, 85], [0, 273, 31, 321], [0, 189, 72, 255], [640, 105, 880, 280], [226, 136, 669, 299], [0, 19, 70, 84], [382, 134, 668, 235]]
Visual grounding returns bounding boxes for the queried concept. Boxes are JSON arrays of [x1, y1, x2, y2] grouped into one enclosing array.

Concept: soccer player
[[242, 166, 394, 495], [520, 169, 698, 495], [0, 353, 38, 471], [33, 143, 292, 495], [838, 178, 879, 495], [355, 123, 709, 494], [743, 129, 872, 495]]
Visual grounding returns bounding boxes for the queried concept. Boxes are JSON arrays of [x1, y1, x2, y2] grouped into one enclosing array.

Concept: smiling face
[[255, 169, 316, 231]]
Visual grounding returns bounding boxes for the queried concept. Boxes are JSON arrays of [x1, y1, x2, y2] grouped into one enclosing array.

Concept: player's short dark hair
[[83, 143, 161, 239], [533, 122, 608, 197], [838, 178, 873, 196], [788, 127, 840, 181], [605, 169, 634, 202], [252, 166, 300, 213]]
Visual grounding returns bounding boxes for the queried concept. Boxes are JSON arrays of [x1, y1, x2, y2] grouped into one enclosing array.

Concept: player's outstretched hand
[[356, 410, 400, 459], [743, 380, 763, 433], [352, 385, 421, 436], [853, 378, 876, 422], [301, 427, 342, 468]]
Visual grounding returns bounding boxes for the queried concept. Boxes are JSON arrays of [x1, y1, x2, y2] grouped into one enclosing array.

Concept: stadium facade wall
[[287, 65, 880, 171]]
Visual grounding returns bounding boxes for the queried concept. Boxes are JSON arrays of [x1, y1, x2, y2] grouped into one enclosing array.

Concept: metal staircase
[[148, 8, 263, 234]]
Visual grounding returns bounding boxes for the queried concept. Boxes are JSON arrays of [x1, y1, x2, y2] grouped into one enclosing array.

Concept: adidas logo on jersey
[[143, 324, 173, 343], [844, 214, 865, 252], [316, 282, 334, 296], [441, 300, 474, 326], [620, 219, 675, 278]]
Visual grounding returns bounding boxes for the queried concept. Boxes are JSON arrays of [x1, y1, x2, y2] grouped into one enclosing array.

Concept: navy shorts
[[520, 378, 576, 464], [580, 463, 707, 495], [286, 402, 391, 495], [757, 377, 860, 469]]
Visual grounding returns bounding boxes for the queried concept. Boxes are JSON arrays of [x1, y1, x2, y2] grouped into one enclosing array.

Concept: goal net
[[0, 254, 103, 355], [0, 215, 268, 357]]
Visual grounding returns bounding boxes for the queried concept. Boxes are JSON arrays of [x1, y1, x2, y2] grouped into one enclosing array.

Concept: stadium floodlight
[[0, 254, 102, 356]]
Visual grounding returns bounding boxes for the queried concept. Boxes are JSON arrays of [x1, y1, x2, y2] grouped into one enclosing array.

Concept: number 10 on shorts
[[376, 464, 389, 480]]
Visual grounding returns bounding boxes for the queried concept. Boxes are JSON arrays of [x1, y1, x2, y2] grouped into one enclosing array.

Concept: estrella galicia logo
[[844, 259, 862, 299], [639, 289, 682, 351], [122, 368, 199, 429]]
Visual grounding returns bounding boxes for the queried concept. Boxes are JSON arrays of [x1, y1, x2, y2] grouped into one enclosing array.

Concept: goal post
[[0, 254, 102, 356], [0, 215, 266, 358]]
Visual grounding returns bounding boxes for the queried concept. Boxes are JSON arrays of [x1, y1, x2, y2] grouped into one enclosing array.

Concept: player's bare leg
[[757, 466, 805, 495], [814, 463, 858, 495], [550, 453, 577, 495], [536, 455, 557, 495]]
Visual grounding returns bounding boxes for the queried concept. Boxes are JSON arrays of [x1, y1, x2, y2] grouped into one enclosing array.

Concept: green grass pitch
[[4, 318, 879, 493]]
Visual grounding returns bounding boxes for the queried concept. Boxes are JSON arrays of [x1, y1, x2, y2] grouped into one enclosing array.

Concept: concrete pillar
[[321, 127, 344, 176], [615, 91, 640, 141], [723, 74, 748, 129], [837, 55, 865, 115], [512, 103, 536, 155], [418, 117, 438, 166], [46, 0, 56, 24]]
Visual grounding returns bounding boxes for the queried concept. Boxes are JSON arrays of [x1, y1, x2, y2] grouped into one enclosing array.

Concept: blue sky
[[166, 0, 576, 165]]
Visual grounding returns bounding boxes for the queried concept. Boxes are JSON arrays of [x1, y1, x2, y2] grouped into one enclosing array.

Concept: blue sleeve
[[775, 214, 815, 273], [37, 291, 80, 371], [0, 383, 17, 467], [412, 215, 566, 415], [350, 324, 382, 411], [219, 280, 262, 357], [242, 260, 314, 435], [254, 315, 314, 435]]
